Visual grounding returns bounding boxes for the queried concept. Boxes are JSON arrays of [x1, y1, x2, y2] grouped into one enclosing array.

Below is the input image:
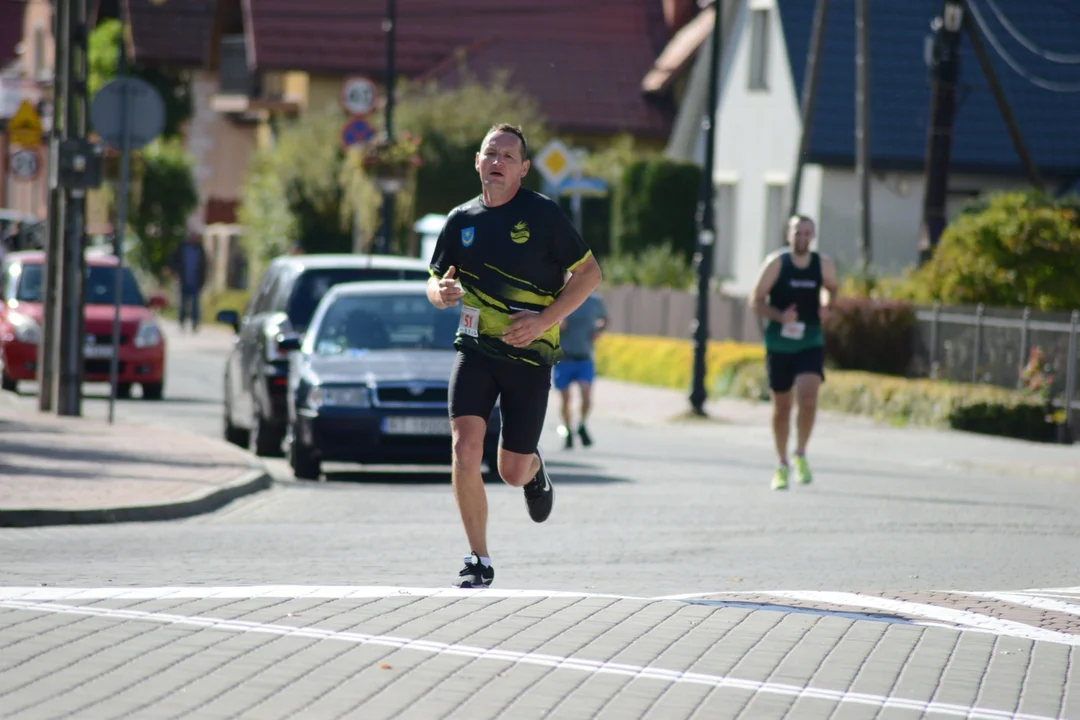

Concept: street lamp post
[[377, 0, 397, 255], [689, 0, 723, 416]]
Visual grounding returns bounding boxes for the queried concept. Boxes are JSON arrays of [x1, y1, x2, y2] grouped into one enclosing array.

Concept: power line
[[982, 0, 1080, 64], [966, 0, 1080, 93]]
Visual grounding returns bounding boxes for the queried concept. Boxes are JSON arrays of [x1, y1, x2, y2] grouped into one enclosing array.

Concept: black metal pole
[[854, 0, 872, 271], [378, 0, 396, 255], [689, 0, 723, 416], [107, 22, 131, 424], [918, 1, 964, 266], [57, 0, 87, 416], [38, 0, 68, 412], [788, 0, 829, 227]]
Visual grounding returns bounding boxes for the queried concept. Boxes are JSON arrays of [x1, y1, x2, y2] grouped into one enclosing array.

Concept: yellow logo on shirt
[[510, 220, 530, 244]]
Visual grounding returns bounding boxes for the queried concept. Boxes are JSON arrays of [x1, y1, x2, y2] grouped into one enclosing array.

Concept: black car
[[279, 280, 501, 480], [216, 253, 431, 456]]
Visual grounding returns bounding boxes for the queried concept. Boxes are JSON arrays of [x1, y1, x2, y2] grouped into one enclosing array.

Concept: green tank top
[[763, 251, 825, 353]]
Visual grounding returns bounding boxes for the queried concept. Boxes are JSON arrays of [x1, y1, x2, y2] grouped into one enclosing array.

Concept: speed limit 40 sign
[[340, 76, 378, 117], [9, 148, 42, 182]]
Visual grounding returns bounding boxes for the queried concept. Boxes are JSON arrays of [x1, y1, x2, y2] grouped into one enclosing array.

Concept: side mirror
[[277, 332, 302, 352], [216, 309, 240, 333], [147, 292, 168, 310]]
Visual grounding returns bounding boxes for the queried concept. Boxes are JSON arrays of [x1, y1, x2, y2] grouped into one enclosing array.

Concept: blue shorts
[[553, 358, 595, 391]]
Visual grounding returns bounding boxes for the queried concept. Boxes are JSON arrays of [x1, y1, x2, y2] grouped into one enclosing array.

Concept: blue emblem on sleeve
[[461, 227, 475, 247]]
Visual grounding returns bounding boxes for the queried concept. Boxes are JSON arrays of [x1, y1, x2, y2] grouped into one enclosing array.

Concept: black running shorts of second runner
[[449, 347, 551, 454], [765, 346, 826, 393]]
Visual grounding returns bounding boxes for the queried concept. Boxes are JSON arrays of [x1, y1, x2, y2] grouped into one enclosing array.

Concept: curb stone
[[0, 469, 273, 528]]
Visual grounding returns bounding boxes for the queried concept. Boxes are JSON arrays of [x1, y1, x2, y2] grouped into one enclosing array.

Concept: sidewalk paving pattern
[[0, 585, 1076, 719]]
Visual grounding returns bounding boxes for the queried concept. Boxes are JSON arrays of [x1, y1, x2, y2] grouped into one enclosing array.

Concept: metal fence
[[914, 304, 1080, 418]]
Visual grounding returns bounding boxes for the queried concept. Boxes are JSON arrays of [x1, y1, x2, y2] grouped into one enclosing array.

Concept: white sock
[[466, 554, 493, 567]]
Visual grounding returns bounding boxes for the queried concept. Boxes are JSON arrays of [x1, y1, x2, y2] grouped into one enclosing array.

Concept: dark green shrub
[[824, 297, 917, 376]]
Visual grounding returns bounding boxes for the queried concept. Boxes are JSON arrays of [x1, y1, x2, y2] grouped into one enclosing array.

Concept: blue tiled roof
[[776, 0, 1080, 179]]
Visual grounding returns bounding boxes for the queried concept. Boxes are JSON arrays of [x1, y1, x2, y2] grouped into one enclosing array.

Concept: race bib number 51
[[459, 306, 480, 337]]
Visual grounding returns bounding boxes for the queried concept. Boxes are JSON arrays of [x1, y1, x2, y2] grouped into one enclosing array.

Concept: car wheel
[[142, 382, 164, 400], [1, 372, 16, 393], [116, 382, 133, 399], [249, 402, 284, 457], [287, 423, 321, 481], [223, 391, 249, 447]]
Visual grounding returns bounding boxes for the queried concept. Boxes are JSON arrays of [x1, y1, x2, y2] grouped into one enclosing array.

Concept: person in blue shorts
[[553, 292, 608, 449]]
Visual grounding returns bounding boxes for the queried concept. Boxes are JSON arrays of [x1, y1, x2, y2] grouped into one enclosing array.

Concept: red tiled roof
[[0, 0, 26, 68], [125, 0, 214, 67], [247, 0, 674, 137]]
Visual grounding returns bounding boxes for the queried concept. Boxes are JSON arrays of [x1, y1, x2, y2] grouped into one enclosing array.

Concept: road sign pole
[[107, 71, 131, 424]]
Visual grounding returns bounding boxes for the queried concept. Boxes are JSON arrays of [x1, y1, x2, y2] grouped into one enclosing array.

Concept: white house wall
[[713, 0, 810, 295], [818, 169, 1041, 276]]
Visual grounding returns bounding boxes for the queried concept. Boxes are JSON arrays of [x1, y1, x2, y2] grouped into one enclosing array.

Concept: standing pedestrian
[[554, 292, 608, 449], [749, 215, 838, 490], [170, 232, 208, 332], [427, 123, 602, 588]]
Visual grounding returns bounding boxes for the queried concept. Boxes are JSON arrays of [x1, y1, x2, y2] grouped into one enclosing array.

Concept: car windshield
[[313, 293, 459, 355], [286, 267, 429, 330], [16, 263, 147, 306]]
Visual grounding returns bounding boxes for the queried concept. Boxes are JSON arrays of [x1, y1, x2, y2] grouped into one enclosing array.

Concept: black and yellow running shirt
[[429, 188, 592, 367]]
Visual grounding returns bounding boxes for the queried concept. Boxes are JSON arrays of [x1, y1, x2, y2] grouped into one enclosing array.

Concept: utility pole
[[854, 0, 872, 270], [377, 0, 397, 255], [918, 0, 965, 266], [689, 0, 723, 416], [56, 0, 90, 417], [38, 0, 69, 412], [788, 0, 829, 226]]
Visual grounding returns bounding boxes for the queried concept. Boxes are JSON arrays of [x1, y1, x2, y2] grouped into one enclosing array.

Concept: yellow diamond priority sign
[[535, 138, 579, 187], [8, 100, 43, 149]]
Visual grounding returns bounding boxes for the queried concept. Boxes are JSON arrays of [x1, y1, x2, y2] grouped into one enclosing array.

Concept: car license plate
[[83, 344, 114, 359], [382, 416, 450, 436]]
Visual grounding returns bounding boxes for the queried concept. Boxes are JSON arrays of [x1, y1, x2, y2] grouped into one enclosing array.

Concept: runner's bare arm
[[820, 255, 839, 309], [749, 253, 786, 322], [540, 255, 602, 329]]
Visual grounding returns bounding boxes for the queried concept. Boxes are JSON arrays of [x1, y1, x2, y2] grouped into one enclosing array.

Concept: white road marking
[[965, 591, 1080, 618], [0, 598, 1059, 720], [757, 591, 1080, 647]]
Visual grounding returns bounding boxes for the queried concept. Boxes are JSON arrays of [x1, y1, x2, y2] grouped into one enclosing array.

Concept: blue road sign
[[342, 118, 376, 148]]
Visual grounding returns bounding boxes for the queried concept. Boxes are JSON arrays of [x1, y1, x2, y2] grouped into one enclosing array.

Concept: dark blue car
[[279, 280, 501, 480]]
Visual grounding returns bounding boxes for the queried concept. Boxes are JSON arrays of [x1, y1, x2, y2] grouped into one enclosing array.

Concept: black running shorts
[[448, 347, 551, 455], [765, 346, 826, 393]]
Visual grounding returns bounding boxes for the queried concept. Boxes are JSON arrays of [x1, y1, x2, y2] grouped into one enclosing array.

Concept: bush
[[723, 362, 1058, 442], [611, 157, 701, 260], [913, 191, 1080, 311], [595, 333, 764, 396], [824, 297, 917, 376], [600, 242, 696, 290]]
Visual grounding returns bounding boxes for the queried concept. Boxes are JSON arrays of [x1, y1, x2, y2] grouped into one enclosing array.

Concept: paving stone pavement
[[0, 585, 1076, 719]]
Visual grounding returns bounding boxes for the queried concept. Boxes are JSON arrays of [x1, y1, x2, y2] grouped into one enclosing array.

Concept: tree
[[128, 138, 199, 279], [913, 191, 1080, 311]]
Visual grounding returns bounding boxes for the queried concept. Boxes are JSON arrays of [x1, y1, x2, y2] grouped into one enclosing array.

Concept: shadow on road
[[299, 466, 632, 486]]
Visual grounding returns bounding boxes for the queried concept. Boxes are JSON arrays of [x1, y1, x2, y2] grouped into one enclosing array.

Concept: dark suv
[[217, 253, 431, 456]]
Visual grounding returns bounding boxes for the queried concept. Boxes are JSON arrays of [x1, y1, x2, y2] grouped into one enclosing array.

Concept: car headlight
[[133, 319, 162, 348], [8, 311, 42, 344], [307, 385, 370, 409]]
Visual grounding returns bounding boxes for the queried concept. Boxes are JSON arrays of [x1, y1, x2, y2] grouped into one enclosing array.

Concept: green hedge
[[611, 157, 701, 260]]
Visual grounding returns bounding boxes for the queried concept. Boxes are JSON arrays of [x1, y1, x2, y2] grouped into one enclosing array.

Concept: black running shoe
[[577, 424, 593, 447], [523, 447, 554, 523], [456, 553, 494, 589]]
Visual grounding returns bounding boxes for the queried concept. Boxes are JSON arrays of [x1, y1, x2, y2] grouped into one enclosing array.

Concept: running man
[[427, 123, 602, 588], [749, 215, 838, 490], [554, 292, 608, 449]]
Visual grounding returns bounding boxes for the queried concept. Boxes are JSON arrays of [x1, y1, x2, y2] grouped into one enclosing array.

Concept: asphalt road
[[2, 320, 1079, 599]]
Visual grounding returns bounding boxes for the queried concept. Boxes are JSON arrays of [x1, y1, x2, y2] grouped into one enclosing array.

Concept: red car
[[0, 250, 168, 398]]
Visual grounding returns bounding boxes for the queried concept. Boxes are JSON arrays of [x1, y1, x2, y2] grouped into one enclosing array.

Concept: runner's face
[[476, 132, 529, 191], [788, 220, 815, 255]]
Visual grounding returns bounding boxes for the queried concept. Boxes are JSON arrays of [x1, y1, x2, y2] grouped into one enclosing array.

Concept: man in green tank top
[[749, 215, 839, 490]]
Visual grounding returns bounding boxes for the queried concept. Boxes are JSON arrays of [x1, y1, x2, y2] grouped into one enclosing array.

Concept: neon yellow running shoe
[[771, 465, 789, 490], [794, 454, 813, 485]]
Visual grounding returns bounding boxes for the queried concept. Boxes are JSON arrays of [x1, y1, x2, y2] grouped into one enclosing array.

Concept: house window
[[713, 182, 738, 279], [764, 182, 787, 251], [748, 9, 770, 91]]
